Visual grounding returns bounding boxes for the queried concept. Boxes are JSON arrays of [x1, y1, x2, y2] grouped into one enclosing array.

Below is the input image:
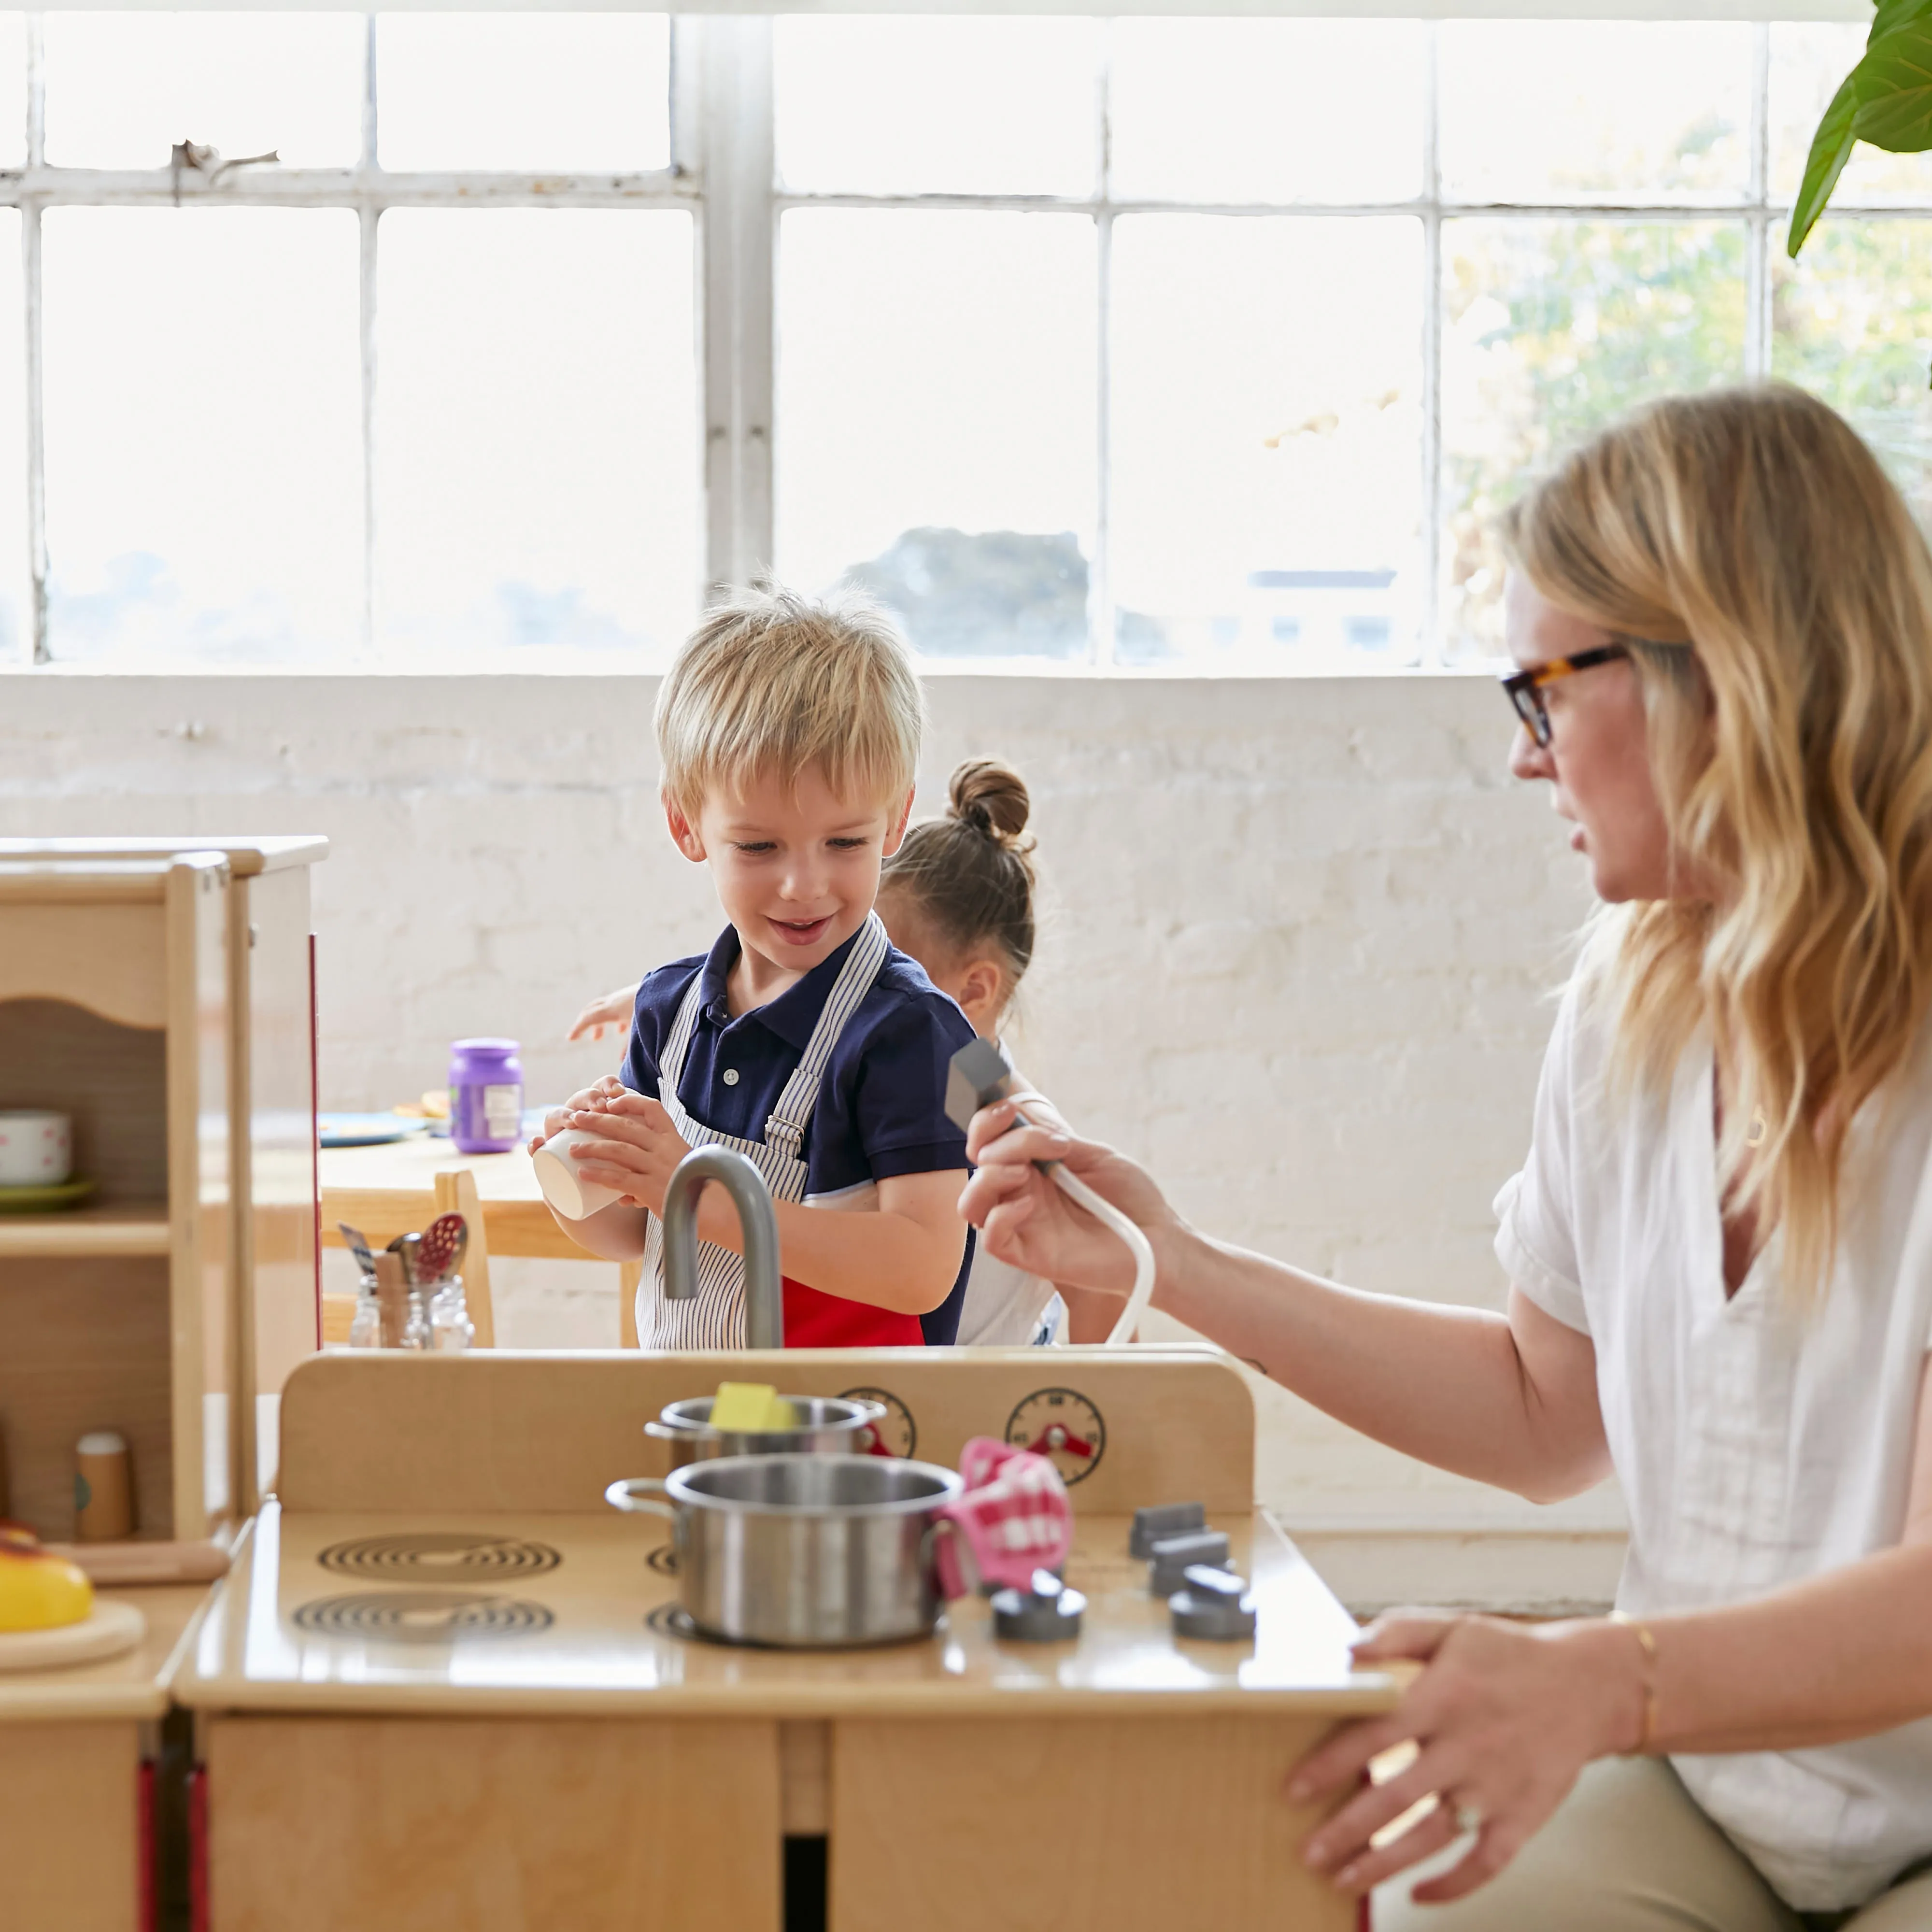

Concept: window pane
[[0, 18, 26, 170], [377, 14, 669, 172], [43, 209, 362, 664], [777, 209, 1096, 658], [375, 210, 697, 664], [1773, 220, 1932, 532], [1441, 220, 1749, 659], [0, 209, 26, 654], [1110, 216, 1422, 669], [775, 18, 1098, 197], [44, 14, 362, 170], [1439, 23, 1752, 204], [1109, 21, 1425, 205], [1770, 25, 1932, 207]]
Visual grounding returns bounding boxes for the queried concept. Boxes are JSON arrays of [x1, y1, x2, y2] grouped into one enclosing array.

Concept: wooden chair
[[321, 1168, 497, 1347]]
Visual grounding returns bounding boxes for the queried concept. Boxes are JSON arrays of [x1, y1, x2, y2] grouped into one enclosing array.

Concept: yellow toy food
[[709, 1382, 794, 1433], [0, 1537, 94, 1632]]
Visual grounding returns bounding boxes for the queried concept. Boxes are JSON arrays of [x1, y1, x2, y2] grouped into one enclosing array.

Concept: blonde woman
[[960, 386, 1932, 1928]]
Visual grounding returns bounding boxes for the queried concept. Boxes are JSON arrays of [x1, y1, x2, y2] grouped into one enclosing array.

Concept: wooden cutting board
[[0, 1598, 144, 1673]]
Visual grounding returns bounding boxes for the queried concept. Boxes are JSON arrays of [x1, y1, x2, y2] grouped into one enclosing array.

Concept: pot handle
[[605, 1477, 677, 1522], [642, 1421, 691, 1444]]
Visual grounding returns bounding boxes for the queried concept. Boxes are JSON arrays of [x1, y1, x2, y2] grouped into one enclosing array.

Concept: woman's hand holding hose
[[960, 1099, 1182, 1310]]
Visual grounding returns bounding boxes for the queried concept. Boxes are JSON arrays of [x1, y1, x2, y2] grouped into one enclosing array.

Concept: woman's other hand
[[1289, 1610, 1647, 1904], [959, 1098, 1179, 1295], [567, 983, 642, 1043], [527, 1075, 629, 1155]]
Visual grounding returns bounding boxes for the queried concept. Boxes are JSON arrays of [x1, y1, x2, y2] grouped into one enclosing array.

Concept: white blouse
[[1496, 981, 1932, 1913]]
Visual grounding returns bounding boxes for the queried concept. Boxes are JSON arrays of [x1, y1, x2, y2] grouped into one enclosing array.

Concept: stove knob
[[1147, 1529, 1231, 1596], [992, 1569, 1087, 1643], [1129, 1500, 1207, 1559], [1169, 1565, 1258, 1643]]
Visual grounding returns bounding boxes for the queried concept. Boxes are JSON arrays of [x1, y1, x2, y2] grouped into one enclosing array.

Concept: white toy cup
[[0, 1111, 72, 1188], [531, 1126, 624, 1221]]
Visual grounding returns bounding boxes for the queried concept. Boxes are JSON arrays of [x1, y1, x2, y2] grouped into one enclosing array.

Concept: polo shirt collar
[[696, 923, 867, 1050]]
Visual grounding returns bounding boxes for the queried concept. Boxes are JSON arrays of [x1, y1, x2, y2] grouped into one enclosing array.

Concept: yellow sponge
[[709, 1382, 794, 1433], [0, 1543, 94, 1633]]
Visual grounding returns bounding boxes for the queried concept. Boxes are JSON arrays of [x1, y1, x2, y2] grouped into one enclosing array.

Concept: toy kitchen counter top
[[175, 1349, 1398, 1932]]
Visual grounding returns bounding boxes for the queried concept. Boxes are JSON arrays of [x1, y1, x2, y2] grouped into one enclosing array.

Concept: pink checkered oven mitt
[[932, 1436, 1074, 1599]]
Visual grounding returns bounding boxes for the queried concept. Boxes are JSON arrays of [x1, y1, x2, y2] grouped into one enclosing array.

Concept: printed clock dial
[[1005, 1387, 1106, 1484], [839, 1386, 917, 1459]]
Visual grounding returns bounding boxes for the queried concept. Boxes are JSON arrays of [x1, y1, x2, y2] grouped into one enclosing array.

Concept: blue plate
[[318, 1113, 432, 1150]]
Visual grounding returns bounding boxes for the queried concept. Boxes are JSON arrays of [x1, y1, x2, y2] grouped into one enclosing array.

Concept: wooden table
[[318, 1134, 582, 1261], [0, 1582, 213, 1932]]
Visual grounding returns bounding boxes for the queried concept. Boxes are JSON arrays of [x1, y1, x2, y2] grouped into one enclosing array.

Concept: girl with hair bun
[[876, 757, 1092, 1345]]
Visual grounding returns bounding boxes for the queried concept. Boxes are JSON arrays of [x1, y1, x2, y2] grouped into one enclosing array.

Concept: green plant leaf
[[1870, 0, 1932, 46], [1852, 23, 1932, 151], [1790, 71, 1861, 255]]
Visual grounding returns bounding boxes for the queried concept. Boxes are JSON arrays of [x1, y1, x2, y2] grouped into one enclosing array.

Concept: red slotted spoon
[[416, 1212, 468, 1284]]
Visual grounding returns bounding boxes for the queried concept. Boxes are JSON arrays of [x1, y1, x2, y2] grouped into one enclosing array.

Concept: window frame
[[3, 9, 1914, 671]]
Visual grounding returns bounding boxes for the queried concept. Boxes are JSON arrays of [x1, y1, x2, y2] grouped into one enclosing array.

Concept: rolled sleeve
[[1495, 1171, 1590, 1333]]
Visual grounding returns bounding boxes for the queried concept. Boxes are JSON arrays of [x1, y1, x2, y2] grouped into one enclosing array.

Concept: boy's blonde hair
[[655, 583, 924, 821]]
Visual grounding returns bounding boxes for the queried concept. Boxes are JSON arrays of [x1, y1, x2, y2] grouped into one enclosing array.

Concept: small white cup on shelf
[[0, 1110, 72, 1187], [530, 1127, 623, 1221]]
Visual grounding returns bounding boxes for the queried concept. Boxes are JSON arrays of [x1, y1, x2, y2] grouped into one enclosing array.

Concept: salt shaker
[[430, 1275, 475, 1352], [347, 1270, 382, 1349]]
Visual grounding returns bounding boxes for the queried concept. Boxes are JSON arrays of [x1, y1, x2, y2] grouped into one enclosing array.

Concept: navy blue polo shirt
[[620, 922, 977, 1345]]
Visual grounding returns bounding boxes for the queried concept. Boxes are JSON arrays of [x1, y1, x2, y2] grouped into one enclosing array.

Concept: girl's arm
[[961, 1106, 1611, 1502], [1295, 1350, 1932, 1902], [558, 1090, 966, 1313]]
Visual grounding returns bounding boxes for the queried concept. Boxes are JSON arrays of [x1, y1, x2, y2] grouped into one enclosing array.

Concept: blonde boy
[[533, 585, 977, 1347]]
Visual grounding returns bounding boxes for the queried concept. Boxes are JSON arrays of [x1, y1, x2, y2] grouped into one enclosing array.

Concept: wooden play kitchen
[[176, 1347, 1397, 1932]]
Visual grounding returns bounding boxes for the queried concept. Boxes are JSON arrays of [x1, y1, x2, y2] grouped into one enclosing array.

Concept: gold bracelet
[[1608, 1611, 1659, 1755]]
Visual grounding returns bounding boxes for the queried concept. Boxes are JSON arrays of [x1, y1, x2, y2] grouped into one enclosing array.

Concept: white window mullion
[[1093, 20, 1113, 670], [1420, 19, 1443, 668], [698, 13, 774, 598], [359, 14, 377, 661], [23, 12, 44, 665], [1745, 20, 1772, 382]]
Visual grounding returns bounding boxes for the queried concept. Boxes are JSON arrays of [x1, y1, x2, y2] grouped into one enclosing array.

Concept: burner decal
[[292, 1591, 554, 1642], [645, 1542, 679, 1578], [316, 1533, 562, 1580]]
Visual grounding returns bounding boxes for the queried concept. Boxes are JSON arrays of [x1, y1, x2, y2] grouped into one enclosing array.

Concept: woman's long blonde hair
[[1504, 384, 1932, 1297]]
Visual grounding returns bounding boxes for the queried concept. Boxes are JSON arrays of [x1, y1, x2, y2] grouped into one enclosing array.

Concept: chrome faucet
[[661, 1146, 785, 1350]]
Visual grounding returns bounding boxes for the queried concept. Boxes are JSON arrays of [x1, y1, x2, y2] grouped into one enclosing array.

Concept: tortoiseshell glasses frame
[[1498, 642, 1631, 748]]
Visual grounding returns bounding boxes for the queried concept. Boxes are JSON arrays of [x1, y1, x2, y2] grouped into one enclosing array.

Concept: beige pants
[[1372, 1757, 1932, 1932]]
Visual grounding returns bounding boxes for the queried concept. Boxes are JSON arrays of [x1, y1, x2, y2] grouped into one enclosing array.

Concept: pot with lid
[[607, 1453, 966, 1648], [646, 1393, 887, 1468]]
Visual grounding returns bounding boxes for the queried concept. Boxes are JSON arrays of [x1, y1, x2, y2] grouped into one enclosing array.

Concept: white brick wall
[[0, 668, 1626, 1565]]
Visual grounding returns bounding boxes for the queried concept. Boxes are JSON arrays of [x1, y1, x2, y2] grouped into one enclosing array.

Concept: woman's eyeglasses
[[1499, 642, 1630, 749]]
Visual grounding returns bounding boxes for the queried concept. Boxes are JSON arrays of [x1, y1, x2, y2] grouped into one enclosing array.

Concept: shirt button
[[722, 1068, 740, 1086]]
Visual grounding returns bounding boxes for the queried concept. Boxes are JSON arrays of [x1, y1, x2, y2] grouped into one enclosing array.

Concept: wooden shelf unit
[[0, 838, 327, 1548]]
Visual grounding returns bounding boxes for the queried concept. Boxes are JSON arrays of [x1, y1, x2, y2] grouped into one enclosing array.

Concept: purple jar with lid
[[448, 1038, 524, 1154]]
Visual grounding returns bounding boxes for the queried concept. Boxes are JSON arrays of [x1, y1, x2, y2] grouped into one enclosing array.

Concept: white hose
[[1048, 1164, 1156, 1347]]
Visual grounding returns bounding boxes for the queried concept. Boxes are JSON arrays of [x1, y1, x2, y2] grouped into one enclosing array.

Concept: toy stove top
[[173, 1504, 1392, 1721]]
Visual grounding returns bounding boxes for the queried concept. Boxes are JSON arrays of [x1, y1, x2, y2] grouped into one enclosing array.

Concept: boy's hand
[[560, 1090, 693, 1215], [567, 983, 643, 1043], [527, 1076, 629, 1155]]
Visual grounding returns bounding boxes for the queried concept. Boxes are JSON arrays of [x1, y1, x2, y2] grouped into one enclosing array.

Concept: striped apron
[[632, 912, 925, 1350]]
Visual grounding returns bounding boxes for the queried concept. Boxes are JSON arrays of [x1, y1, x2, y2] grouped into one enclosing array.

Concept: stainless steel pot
[[644, 1394, 887, 1468], [606, 1453, 966, 1648]]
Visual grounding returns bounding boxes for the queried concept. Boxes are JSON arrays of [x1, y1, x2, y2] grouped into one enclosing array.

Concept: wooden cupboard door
[[207, 1716, 782, 1932], [0, 1720, 142, 1932], [831, 1715, 1355, 1932]]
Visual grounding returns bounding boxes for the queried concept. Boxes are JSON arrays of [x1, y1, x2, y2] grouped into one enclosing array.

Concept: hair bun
[[948, 758, 1033, 849]]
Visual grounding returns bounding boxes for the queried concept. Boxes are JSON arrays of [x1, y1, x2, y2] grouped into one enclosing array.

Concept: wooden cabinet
[[0, 837, 326, 1548]]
